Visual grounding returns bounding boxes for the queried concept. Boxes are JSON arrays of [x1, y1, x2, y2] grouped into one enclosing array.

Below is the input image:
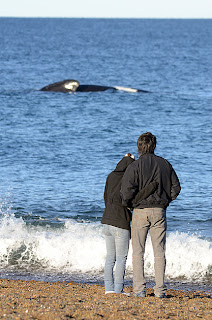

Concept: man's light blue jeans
[[103, 224, 130, 293]]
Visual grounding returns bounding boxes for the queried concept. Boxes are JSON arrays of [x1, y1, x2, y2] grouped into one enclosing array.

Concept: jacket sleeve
[[131, 181, 158, 207], [170, 168, 181, 200], [120, 164, 139, 207], [104, 177, 109, 206]]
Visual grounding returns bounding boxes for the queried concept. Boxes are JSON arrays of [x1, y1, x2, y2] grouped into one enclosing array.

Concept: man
[[120, 132, 181, 298]]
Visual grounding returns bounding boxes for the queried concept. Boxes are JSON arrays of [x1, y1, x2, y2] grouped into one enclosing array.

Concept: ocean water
[[0, 18, 211, 291]]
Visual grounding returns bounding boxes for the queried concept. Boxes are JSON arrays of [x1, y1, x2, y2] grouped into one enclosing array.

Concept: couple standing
[[101, 132, 181, 298]]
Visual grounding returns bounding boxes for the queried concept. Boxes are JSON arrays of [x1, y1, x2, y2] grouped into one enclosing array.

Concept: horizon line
[[0, 16, 211, 19]]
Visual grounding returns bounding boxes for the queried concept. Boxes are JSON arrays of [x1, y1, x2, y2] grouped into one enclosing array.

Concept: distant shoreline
[[0, 17, 211, 20]]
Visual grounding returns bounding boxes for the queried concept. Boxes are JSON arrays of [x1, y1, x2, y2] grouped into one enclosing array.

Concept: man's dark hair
[[137, 132, 156, 156]]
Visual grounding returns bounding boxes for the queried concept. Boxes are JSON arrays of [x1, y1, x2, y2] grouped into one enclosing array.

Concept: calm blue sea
[[0, 18, 211, 291]]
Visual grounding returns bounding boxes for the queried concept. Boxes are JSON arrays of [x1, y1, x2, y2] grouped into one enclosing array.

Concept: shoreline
[[0, 271, 211, 293], [0, 279, 211, 319]]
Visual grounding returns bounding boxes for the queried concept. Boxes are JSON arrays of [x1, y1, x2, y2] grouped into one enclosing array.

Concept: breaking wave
[[0, 213, 211, 282]]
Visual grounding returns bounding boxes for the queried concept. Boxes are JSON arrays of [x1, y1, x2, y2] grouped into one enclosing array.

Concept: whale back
[[40, 79, 149, 93], [77, 84, 114, 92], [40, 80, 79, 92]]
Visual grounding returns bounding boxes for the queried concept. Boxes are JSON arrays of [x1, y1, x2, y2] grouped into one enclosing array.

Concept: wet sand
[[0, 279, 211, 319]]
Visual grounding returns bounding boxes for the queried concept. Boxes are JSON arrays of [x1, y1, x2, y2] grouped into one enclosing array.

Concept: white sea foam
[[0, 214, 211, 281]]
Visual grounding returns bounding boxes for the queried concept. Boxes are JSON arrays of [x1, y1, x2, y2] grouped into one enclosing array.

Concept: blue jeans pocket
[[103, 224, 112, 236]]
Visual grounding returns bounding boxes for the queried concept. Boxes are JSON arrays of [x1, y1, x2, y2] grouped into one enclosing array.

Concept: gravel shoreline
[[0, 279, 211, 319]]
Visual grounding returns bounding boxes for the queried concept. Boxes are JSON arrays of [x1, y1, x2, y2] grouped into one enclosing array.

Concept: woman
[[101, 153, 135, 294]]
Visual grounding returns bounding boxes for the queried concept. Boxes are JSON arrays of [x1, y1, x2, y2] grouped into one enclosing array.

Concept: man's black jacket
[[120, 153, 181, 209]]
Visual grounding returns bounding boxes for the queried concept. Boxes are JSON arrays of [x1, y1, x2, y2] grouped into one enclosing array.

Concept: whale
[[40, 79, 149, 93]]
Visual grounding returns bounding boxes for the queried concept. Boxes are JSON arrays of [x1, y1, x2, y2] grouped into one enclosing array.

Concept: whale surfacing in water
[[40, 80, 80, 93], [40, 79, 149, 93]]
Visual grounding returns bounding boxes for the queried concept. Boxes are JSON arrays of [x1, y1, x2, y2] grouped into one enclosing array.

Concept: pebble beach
[[0, 279, 211, 319]]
